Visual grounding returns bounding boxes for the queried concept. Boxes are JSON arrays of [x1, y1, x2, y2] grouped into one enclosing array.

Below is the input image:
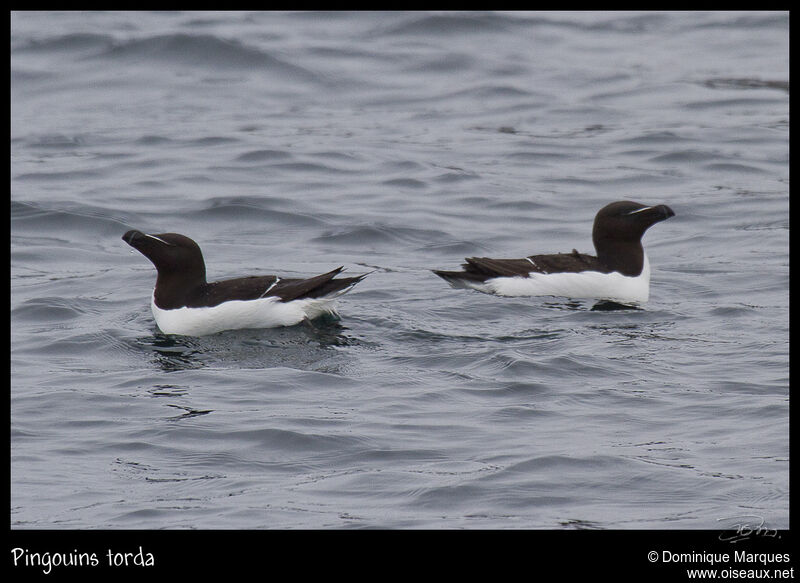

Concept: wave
[[13, 32, 115, 54], [93, 33, 321, 82], [312, 224, 448, 248]]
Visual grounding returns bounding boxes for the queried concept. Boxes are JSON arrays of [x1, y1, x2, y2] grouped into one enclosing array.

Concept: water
[[11, 11, 788, 530]]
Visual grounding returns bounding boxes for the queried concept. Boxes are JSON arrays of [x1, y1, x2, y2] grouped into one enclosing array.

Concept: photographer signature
[[717, 515, 780, 543]]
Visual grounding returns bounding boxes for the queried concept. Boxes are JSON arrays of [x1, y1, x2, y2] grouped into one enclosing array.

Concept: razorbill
[[433, 200, 675, 304], [123, 230, 367, 336]]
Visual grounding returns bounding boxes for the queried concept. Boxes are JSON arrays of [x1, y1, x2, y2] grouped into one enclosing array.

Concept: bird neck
[[594, 239, 644, 277]]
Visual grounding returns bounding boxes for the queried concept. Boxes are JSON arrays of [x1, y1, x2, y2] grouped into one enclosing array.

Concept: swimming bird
[[433, 200, 674, 304], [123, 230, 367, 336]]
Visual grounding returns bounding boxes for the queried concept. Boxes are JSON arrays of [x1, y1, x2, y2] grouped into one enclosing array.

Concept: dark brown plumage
[[123, 230, 366, 310], [434, 200, 674, 287]]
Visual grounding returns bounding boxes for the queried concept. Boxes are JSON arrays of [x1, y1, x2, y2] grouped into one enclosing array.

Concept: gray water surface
[[11, 11, 789, 529]]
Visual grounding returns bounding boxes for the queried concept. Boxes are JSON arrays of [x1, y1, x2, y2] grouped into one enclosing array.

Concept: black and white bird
[[123, 230, 366, 336], [433, 200, 675, 304]]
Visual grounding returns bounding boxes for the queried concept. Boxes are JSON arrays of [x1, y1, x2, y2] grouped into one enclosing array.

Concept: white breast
[[467, 255, 651, 303], [150, 293, 340, 336]]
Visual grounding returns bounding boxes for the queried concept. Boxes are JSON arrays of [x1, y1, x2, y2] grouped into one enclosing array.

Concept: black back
[[123, 230, 365, 310], [433, 200, 674, 283]]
